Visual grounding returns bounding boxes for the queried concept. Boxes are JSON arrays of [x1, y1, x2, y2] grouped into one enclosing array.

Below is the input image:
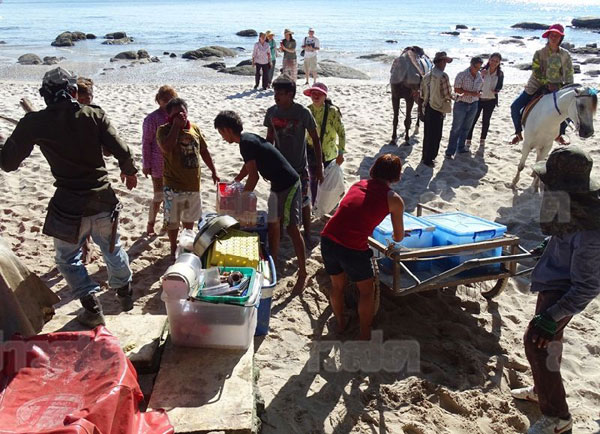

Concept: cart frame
[[368, 203, 534, 298]]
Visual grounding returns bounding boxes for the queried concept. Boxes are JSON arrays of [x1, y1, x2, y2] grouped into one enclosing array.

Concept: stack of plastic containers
[[162, 266, 262, 350], [419, 212, 507, 269], [216, 182, 257, 226]]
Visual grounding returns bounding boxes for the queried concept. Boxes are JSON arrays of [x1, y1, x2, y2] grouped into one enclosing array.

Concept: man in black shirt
[[0, 67, 137, 327], [214, 110, 307, 292]]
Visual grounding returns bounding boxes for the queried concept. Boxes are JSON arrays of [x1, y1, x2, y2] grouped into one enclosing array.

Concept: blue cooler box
[[420, 212, 507, 269], [372, 213, 436, 271]]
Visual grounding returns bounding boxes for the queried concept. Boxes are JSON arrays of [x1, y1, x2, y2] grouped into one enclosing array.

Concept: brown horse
[[390, 47, 432, 144]]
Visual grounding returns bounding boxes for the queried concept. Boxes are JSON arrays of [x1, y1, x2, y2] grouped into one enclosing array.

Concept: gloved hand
[[529, 312, 558, 349]]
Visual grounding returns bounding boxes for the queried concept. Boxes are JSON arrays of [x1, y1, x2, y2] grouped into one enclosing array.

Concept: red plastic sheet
[[0, 326, 173, 434]]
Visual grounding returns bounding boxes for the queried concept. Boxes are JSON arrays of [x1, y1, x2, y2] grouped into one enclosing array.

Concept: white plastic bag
[[313, 162, 345, 218]]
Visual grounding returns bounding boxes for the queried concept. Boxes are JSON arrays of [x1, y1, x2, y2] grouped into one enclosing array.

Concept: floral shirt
[[306, 103, 345, 162]]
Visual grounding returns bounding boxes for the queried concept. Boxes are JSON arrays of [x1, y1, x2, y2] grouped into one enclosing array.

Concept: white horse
[[511, 85, 598, 191]]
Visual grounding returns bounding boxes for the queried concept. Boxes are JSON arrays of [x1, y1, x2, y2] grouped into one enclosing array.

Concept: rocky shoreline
[[10, 18, 600, 80]]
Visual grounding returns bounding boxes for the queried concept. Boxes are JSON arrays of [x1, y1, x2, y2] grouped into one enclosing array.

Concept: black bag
[[42, 199, 83, 244], [300, 49, 305, 57], [300, 37, 306, 57]]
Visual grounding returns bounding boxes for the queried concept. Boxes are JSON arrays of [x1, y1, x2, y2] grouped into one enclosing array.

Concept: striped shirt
[[142, 108, 169, 178], [454, 67, 483, 104]]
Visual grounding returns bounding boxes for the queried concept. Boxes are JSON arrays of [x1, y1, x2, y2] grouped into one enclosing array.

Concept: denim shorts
[[320, 236, 374, 282]]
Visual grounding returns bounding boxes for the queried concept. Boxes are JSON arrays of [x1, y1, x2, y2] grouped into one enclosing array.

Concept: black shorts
[[320, 236, 374, 282]]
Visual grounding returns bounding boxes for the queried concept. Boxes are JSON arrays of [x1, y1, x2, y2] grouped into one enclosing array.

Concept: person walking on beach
[[157, 98, 219, 257], [0, 67, 138, 327], [301, 28, 320, 85], [264, 75, 324, 255], [444, 56, 483, 159], [466, 52, 504, 147], [420, 51, 453, 167], [510, 24, 573, 146], [304, 82, 345, 204], [266, 30, 277, 87], [214, 110, 306, 293], [76, 77, 94, 105], [142, 85, 178, 235], [252, 32, 271, 90], [510, 146, 600, 434], [280, 29, 298, 81], [321, 154, 405, 340]]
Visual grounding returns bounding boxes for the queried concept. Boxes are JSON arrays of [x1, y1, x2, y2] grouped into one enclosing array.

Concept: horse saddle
[[402, 46, 428, 77], [521, 94, 544, 128]]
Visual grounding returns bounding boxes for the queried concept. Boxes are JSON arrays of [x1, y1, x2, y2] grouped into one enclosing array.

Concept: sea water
[[1, 0, 600, 82]]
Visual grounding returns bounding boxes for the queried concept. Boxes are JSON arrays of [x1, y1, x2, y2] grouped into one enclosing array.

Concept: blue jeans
[[446, 101, 478, 157], [511, 90, 533, 134], [511, 90, 568, 135], [54, 211, 132, 300]]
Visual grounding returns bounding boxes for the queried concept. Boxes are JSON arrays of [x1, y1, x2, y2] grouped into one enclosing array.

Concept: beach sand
[[1, 77, 599, 433]]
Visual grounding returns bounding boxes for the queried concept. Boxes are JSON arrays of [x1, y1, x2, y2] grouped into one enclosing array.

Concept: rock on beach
[[51, 31, 87, 47], [572, 17, 600, 29], [236, 29, 258, 37], [511, 22, 549, 30], [43, 56, 65, 65], [17, 53, 42, 65], [182, 46, 237, 60]]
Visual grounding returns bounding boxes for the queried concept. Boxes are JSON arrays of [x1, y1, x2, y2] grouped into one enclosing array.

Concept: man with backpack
[[301, 28, 320, 86]]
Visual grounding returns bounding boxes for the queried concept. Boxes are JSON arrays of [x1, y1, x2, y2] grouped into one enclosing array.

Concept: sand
[[1, 74, 599, 433]]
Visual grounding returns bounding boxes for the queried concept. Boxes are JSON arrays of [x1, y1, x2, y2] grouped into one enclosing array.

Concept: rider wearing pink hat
[[510, 23, 574, 145]]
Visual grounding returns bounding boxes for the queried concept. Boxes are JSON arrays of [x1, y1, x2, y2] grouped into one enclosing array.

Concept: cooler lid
[[376, 213, 435, 235], [420, 212, 506, 236]]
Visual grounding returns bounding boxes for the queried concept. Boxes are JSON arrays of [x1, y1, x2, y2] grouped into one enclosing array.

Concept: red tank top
[[321, 179, 390, 250]]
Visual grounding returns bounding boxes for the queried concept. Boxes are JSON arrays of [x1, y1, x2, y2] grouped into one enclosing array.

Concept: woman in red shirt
[[321, 154, 405, 340]]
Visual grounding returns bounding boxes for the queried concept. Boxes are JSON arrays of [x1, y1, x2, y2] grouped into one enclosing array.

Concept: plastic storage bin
[[372, 213, 436, 271], [207, 229, 260, 269], [420, 212, 507, 268], [255, 253, 277, 336], [162, 276, 261, 349], [195, 266, 262, 306], [216, 182, 257, 226]]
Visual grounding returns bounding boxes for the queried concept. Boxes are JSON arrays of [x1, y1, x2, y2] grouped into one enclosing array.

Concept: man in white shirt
[[302, 28, 320, 85]]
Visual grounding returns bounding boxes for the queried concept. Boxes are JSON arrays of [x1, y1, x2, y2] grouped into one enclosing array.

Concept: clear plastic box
[[162, 277, 260, 350]]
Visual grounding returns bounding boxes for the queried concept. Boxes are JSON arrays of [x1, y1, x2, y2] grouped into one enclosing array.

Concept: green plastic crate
[[194, 267, 261, 306]]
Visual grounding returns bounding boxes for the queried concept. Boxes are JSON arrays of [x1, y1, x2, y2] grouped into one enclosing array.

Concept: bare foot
[[146, 221, 156, 235], [291, 269, 307, 294]]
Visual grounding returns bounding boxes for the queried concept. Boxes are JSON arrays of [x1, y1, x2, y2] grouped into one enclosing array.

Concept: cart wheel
[[480, 278, 508, 299]]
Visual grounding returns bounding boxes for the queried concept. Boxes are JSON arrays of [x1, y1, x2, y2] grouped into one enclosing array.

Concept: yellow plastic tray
[[207, 230, 260, 269]]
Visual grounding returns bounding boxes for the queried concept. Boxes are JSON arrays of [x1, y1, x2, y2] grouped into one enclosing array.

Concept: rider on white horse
[[510, 23, 574, 146]]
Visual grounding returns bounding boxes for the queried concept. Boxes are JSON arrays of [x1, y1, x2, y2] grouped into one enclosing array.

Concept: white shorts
[[304, 56, 317, 73], [164, 187, 202, 230]]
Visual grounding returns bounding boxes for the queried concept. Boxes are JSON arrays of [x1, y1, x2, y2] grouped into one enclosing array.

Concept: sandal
[[510, 134, 522, 145], [555, 135, 570, 146]]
